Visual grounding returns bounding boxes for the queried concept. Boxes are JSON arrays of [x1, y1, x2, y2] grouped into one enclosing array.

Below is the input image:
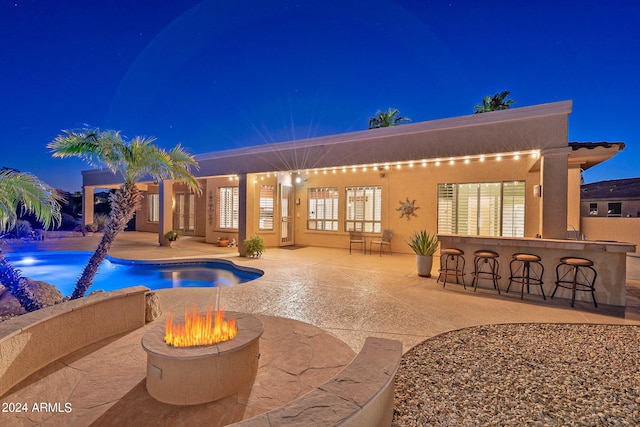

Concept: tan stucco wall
[[282, 156, 542, 255], [136, 183, 160, 233], [0, 287, 148, 396], [581, 217, 640, 253], [567, 165, 582, 231], [203, 177, 245, 245]]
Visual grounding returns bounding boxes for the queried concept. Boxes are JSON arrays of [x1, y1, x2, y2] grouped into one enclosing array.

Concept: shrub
[[85, 223, 99, 232], [243, 235, 265, 258], [58, 213, 77, 231], [93, 213, 110, 231], [11, 220, 33, 238], [406, 230, 439, 256], [164, 230, 180, 242]]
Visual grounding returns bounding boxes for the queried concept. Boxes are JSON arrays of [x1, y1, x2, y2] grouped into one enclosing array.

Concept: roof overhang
[[568, 142, 625, 170]]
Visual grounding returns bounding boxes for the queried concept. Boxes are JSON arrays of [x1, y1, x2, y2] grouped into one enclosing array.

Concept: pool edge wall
[[0, 286, 148, 397]]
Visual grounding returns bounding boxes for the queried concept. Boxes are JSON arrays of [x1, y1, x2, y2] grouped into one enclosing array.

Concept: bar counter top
[[437, 235, 636, 253]]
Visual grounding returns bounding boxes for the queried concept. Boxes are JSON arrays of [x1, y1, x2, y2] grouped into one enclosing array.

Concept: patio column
[[238, 173, 247, 257], [82, 186, 95, 229], [158, 180, 174, 246], [539, 147, 571, 239]]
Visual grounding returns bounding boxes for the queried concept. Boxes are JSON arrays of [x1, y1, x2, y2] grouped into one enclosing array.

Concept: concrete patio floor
[[2, 232, 639, 426]]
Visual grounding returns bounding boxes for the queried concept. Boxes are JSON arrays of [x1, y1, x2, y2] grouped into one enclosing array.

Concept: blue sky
[[2, 0, 638, 191]]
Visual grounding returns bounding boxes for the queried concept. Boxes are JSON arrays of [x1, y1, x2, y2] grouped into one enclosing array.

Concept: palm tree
[[48, 128, 201, 299], [368, 108, 411, 129], [0, 170, 62, 311], [474, 91, 516, 114]]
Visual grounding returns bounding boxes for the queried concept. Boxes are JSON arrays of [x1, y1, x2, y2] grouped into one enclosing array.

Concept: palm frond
[[0, 170, 62, 232]]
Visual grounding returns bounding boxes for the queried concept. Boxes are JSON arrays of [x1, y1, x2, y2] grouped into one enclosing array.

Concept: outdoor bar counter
[[437, 235, 636, 307]]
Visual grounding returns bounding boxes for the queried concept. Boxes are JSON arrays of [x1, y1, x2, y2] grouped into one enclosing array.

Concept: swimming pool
[[5, 251, 263, 297]]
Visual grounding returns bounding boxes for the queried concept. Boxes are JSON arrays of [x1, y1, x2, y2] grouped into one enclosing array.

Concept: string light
[[250, 150, 534, 181]]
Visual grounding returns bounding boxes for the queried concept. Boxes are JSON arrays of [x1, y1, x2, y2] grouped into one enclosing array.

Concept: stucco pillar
[[237, 174, 247, 257], [539, 147, 571, 239], [158, 180, 174, 246], [567, 164, 582, 234], [82, 186, 95, 228]]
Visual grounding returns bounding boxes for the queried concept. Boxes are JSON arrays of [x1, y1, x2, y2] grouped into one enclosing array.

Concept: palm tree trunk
[[0, 254, 43, 312], [71, 183, 142, 299]]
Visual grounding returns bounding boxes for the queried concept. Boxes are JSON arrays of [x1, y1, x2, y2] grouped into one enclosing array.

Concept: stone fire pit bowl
[[141, 312, 263, 406]]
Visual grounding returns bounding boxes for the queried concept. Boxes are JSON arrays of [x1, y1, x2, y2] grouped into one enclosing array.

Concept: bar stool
[[437, 248, 466, 289], [507, 253, 545, 300], [552, 257, 598, 307], [472, 250, 501, 294]]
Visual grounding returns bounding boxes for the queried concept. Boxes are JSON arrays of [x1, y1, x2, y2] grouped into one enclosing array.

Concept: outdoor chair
[[349, 232, 366, 254], [370, 229, 393, 256]]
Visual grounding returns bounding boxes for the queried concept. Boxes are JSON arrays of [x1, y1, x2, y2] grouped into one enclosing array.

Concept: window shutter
[[345, 186, 381, 233], [259, 185, 274, 230], [308, 188, 339, 231], [437, 184, 456, 234], [502, 181, 525, 237]]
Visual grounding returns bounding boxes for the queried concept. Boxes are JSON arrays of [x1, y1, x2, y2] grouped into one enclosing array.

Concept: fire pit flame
[[165, 306, 237, 347]]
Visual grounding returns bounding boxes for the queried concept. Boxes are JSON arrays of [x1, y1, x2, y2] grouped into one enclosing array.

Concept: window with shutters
[[308, 187, 339, 231], [218, 187, 239, 229], [345, 186, 382, 233], [437, 181, 525, 237], [147, 193, 159, 222], [502, 181, 525, 237], [258, 185, 274, 230]]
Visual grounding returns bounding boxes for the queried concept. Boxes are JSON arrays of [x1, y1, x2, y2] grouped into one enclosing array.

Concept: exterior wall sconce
[[533, 184, 542, 198]]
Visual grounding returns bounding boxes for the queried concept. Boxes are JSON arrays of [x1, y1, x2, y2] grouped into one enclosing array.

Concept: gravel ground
[[393, 323, 640, 426]]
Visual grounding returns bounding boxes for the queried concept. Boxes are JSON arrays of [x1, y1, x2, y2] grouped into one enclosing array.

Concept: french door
[[279, 184, 294, 246], [174, 193, 195, 234]]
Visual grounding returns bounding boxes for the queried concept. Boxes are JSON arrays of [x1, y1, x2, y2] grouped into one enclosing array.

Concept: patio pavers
[[1, 232, 639, 426]]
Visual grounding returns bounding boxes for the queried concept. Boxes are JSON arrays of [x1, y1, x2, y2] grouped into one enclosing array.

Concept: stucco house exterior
[[81, 100, 623, 256]]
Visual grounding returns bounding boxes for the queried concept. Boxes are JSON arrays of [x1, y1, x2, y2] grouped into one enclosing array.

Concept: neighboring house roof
[[581, 177, 640, 200]]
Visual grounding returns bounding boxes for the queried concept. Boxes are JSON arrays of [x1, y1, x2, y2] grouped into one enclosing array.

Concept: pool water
[[5, 251, 263, 297]]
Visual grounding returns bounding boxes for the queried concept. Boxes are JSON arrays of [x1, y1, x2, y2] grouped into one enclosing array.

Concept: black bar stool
[[507, 253, 545, 300], [437, 248, 466, 289], [552, 257, 598, 307], [472, 250, 501, 294]]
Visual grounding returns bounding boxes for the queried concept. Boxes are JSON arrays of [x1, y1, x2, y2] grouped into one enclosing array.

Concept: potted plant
[[217, 236, 230, 247], [406, 230, 439, 277], [164, 230, 180, 246], [243, 235, 265, 258]]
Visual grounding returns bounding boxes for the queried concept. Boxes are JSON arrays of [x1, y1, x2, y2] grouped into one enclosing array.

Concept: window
[[437, 181, 525, 237], [147, 193, 159, 222], [218, 187, 239, 229], [308, 187, 339, 231], [258, 185, 274, 230], [345, 186, 382, 233], [607, 202, 622, 217], [502, 182, 526, 237], [589, 203, 598, 216]]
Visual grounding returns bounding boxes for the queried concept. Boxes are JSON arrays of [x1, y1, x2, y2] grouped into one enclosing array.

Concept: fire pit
[[141, 310, 263, 405]]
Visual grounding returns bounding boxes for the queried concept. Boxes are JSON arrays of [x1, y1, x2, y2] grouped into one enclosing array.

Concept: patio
[[1, 232, 639, 425]]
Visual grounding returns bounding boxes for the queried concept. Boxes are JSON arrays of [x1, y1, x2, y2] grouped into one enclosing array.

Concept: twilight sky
[[2, 0, 638, 191]]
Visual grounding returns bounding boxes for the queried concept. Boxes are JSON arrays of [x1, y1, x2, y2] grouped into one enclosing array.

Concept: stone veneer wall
[[0, 286, 148, 396]]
